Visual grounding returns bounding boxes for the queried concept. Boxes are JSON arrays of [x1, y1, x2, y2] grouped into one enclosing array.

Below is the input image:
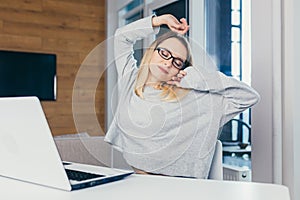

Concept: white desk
[[0, 174, 290, 200]]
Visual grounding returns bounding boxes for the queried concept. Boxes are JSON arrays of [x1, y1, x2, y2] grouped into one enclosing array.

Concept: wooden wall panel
[[0, 0, 43, 12], [0, 0, 106, 136]]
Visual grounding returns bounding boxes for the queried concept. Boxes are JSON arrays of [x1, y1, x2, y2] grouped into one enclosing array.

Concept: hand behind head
[[153, 14, 189, 35]]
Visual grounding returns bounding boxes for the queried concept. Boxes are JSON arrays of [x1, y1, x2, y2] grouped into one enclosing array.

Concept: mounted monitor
[[0, 50, 56, 101]]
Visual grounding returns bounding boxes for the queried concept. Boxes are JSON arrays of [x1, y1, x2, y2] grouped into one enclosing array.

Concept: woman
[[104, 14, 260, 178]]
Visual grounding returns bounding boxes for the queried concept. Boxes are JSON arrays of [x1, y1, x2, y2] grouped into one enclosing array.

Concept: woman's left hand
[[166, 70, 187, 87]]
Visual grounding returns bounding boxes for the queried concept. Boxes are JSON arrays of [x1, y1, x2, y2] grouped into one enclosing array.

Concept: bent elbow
[[250, 89, 261, 107]]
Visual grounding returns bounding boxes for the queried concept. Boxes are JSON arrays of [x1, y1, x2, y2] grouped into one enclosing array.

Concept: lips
[[158, 66, 169, 74]]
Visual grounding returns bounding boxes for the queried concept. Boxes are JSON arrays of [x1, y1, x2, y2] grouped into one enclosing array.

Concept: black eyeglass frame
[[155, 47, 187, 70]]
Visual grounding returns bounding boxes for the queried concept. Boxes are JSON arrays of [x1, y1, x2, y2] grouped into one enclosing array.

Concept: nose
[[163, 58, 173, 68]]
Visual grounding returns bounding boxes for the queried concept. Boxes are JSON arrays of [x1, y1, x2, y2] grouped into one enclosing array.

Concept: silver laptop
[[0, 96, 133, 191]]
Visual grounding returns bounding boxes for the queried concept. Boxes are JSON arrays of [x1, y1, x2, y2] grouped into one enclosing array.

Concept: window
[[118, 0, 144, 66], [205, 0, 252, 172]]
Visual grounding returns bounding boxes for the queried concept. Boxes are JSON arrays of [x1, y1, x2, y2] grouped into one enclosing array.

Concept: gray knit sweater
[[104, 15, 260, 178]]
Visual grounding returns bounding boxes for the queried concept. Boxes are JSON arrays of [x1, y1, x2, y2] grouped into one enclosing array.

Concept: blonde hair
[[135, 31, 193, 102]]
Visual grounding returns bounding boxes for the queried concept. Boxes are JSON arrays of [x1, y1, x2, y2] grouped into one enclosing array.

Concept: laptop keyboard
[[65, 169, 105, 181]]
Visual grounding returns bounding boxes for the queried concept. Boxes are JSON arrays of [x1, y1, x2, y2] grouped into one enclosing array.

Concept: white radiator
[[223, 164, 251, 181]]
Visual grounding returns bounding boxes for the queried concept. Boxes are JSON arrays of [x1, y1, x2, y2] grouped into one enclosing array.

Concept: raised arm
[[114, 14, 189, 78], [114, 15, 157, 77]]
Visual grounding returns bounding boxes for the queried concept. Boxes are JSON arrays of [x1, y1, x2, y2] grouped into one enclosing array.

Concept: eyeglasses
[[155, 47, 186, 70]]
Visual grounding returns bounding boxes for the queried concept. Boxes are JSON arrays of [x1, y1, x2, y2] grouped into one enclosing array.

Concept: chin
[[150, 74, 165, 82], [149, 67, 172, 82], [156, 76, 170, 82]]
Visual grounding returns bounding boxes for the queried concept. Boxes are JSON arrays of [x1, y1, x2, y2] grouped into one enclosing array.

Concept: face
[[148, 38, 188, 83]]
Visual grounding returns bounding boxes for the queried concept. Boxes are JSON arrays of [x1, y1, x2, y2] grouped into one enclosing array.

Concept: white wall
[[105, 0, 117, 129], [282, 0, 300, 200], [294, 0, 300, 194], [252, 0, 300, 199], [251, 0, 275, 183]]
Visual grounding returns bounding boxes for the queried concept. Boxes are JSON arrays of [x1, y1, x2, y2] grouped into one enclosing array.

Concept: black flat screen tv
[[0, 50, 56, 101]]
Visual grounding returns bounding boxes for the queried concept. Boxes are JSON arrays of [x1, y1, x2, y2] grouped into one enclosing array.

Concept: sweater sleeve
[[114, 15, 159, 78], [180, 66, 260, 125]]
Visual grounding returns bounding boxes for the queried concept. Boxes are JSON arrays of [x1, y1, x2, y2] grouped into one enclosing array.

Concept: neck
[[146, 74, 159, 85], [145, 75, 163, 89]]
